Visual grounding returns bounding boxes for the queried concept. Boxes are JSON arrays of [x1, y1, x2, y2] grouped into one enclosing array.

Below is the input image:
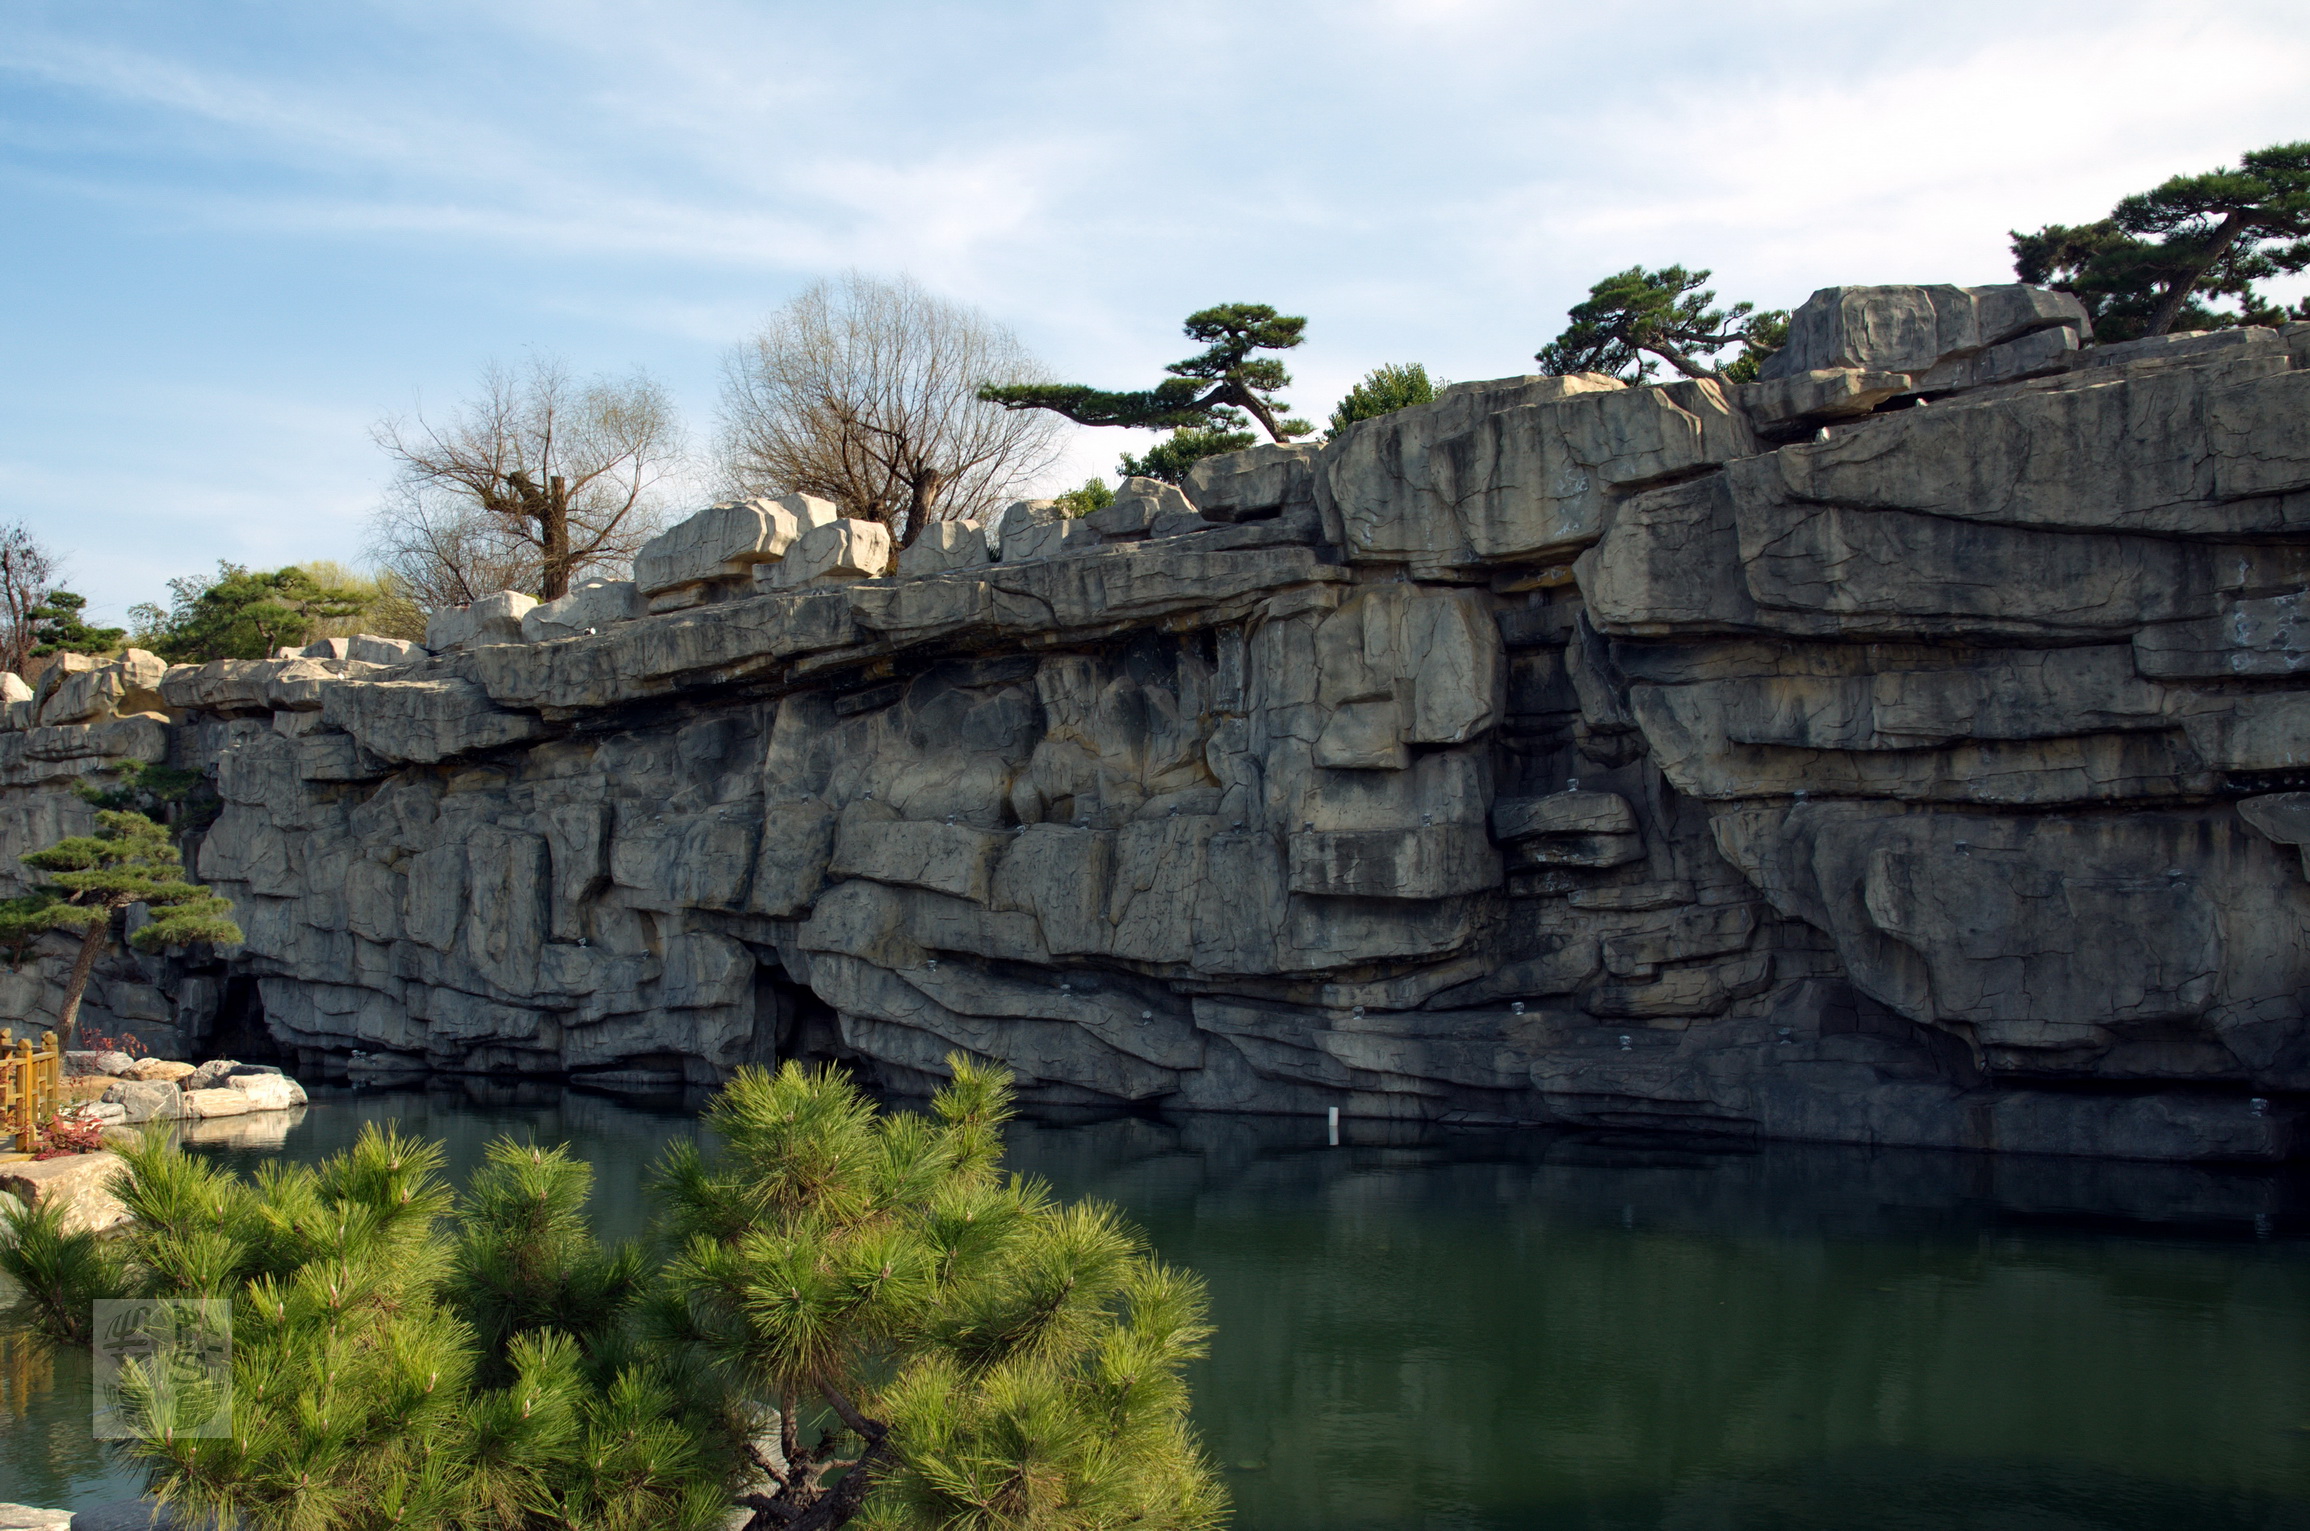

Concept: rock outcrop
[[6, 285, 2310, 1162]]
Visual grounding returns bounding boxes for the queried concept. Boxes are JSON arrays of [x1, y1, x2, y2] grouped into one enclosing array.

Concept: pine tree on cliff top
[[1537, 266, 1787, 385], [980, 302, 1314, 484], [2012, 139, 2310, 341]]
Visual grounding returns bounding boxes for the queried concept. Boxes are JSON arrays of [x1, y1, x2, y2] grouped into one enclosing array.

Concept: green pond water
[[7, 1083, 2310, 1529]]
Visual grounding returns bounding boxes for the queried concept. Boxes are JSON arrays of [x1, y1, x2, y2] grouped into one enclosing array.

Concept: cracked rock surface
[[9, 287, 2310, 1162]]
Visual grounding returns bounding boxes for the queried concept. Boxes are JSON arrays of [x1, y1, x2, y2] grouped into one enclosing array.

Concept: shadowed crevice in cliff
[[5, 288, 2308, 1161]]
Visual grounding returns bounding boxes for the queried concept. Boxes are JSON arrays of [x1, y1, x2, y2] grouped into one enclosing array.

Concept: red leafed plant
[[77, 1027, 146, 1058], [34, 1111, 106, 1159]]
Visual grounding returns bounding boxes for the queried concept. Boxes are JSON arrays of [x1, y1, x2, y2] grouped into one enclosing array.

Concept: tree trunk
[[1233, 385, 1288, 442], [897, 470, 942, 549], [55, 910, 111, 1052], [541, 474, 573, 601], [2145, 211, 2252, 337]]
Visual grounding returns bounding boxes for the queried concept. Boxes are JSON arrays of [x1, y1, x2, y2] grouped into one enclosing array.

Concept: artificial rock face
[[9, 288, 2310, 1163]]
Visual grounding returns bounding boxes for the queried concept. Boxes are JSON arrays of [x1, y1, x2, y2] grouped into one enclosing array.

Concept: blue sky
[[4, 0, 2306, 623]]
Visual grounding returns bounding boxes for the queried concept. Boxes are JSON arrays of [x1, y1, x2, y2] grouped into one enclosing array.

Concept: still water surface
[[6, 1083, 2310, 1529]]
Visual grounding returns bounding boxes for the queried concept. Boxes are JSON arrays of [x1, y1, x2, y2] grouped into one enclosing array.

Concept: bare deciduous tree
[[719, 273, 1066, 546], [371, 356, 681, 604], [0, 524, 58, 678]]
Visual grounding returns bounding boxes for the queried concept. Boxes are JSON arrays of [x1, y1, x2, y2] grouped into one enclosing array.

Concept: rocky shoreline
[[62, 1052, 309, 1128]]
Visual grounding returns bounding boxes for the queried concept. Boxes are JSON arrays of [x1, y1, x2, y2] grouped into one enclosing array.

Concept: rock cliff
[[10, 284, 2310, 1162]]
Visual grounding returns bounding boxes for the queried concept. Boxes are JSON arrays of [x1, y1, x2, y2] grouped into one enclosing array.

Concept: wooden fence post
[[3, 1027, 24, 1154]]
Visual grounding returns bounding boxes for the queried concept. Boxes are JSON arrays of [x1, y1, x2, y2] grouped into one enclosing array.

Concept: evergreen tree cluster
[[0, 1058, 1226, 1531], [127, 562, 379, 663]]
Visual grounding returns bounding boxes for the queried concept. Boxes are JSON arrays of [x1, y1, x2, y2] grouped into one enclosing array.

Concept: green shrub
[[1326, 363, 1437, 436]]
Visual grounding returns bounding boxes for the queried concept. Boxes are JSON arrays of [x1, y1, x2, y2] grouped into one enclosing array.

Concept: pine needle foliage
[[981, 303, 1312, 486], [1050, 479, 1114, 518], [1537, 266, 1786, 384], [1, 808, 242, 1047], [657, 1057, 1226, 1531], [0, 1194, 127, 1342], [32, 1061, 1221, 1529], [108, 1126, 726, 1531], [2012, 140, 2310, 341]]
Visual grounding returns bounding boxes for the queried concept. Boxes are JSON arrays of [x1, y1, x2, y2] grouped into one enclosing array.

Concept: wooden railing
[[1, 1028, 61, 1154]]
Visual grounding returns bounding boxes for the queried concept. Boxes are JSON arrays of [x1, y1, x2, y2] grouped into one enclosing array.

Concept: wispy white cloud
[[1, 0, 2303, 612]]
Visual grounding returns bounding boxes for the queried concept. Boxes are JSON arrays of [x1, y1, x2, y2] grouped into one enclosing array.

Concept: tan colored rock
[[226, 1072, 308, 1111], [100, 1079, 184, 1124], [180, 1087, 253, 1118], [125, 1058, 195, 1083], [174, 1104, 305, 1149], [39, 649, 169, 726], [0, 1151, 130, 1234]]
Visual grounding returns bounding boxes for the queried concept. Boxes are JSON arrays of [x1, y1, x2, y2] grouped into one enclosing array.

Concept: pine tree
[[1537, 266, 1786, 385], [2, 810, 241, 1050], [27, 590, 125, 658], [656, 1057, 1227, 1531], [112, 1126, 728, 1531], [981, 304, 1314, 485], [2012, 140, 2310, 342], [18, 1061, 1222, 1530]]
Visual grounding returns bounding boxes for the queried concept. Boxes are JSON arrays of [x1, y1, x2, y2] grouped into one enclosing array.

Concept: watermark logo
[[92, 1297, 232, 1440]]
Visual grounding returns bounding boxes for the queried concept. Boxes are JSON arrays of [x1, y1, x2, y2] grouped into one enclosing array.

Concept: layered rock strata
[[8, 284, 2310, 1161]]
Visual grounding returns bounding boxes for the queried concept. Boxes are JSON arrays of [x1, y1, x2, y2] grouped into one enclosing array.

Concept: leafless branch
[[369, 355, 683, 605], [718, 273, 1065, 546]]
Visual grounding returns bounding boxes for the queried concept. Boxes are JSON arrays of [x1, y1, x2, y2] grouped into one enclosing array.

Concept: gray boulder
[[765, 518, 894, 588], [1759, 282, 2088, 381], [636, 494, 838, 600], [1184, 444, 1319, 522], [424, 591, 536, 652], [521, 580, 645, 643], [101, 1079, 185, 1123], [896, 519, 989, 576]]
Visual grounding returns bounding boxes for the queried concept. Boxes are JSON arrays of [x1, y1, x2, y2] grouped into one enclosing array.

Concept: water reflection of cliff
[[1003, 1113, 2310, 1531]]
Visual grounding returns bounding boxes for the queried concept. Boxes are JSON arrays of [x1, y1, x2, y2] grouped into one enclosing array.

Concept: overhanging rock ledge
[[10, 286, 2310, 1163]]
